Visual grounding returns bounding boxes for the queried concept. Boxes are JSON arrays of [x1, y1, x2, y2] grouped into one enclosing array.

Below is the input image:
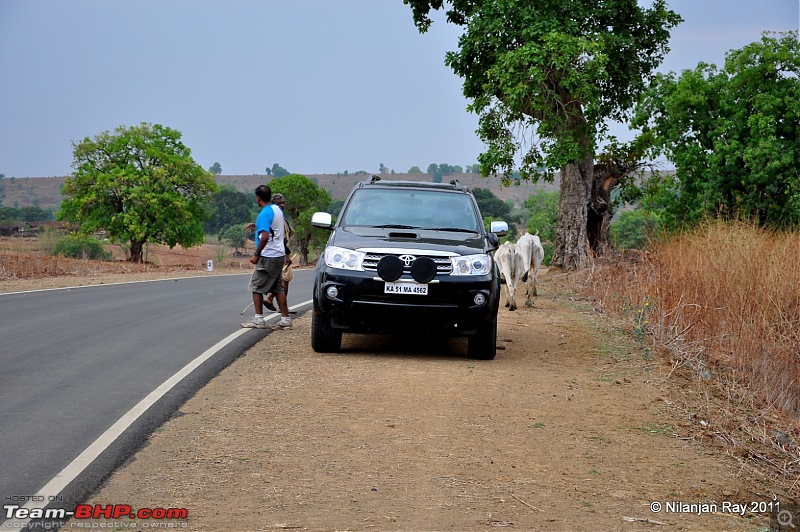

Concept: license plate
[[384, 282, 428, 295]]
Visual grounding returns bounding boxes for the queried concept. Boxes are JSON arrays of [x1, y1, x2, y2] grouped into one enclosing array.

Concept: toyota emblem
[[398, 255, 416, 267]]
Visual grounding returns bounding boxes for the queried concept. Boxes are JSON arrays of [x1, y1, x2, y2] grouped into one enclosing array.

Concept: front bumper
[[313, 266, 500, 335]]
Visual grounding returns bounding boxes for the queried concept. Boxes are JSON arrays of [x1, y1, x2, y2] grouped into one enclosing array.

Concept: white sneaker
[[270, 318, 292, 330], [241, 318, 266, 329]]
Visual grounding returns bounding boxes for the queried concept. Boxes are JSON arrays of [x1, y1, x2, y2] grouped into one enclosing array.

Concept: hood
[[332, 226, 488, 255]]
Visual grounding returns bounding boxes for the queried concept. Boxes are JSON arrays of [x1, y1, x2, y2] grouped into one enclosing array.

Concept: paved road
[[0, 270, 312, 523]]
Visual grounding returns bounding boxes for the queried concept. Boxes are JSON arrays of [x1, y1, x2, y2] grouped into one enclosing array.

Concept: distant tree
[[219, 224, 249, 254], [408, 166, 423, 174], [204, 184, 252, 235], [432, 174, 443, 183], [267, 174, 332, 266], [19, 205, 51, 222], [472, 188, 511, 219], [271, 163, 290, 177], [327, 199, 345, 218], [60, 123, 217, 263], [208, 162, 222, 175], [379, 163, 388, 173], [426, 163, 438, 175], [0, 207, 22, 226], [633, 31, 800, 228], [265, 166, 272, 176]]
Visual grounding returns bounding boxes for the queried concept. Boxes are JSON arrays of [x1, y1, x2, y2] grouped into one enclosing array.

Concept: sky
[[0, 1, 798, 179]]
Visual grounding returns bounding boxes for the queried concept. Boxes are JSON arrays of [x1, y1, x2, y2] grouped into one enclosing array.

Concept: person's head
[[272, 193, 286, 210], [255, 185, 272, 206]]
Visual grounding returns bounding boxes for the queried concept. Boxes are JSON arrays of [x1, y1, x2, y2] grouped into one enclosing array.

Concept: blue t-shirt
[[255, 204, 275, 254]]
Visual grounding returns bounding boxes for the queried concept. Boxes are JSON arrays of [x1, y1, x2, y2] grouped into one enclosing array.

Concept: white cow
[[516, 232, 545, 302], [495, 241, 526, 311]]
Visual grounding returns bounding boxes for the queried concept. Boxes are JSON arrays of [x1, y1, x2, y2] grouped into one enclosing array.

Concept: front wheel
[[467, 319, 497, 360], [311, 311, 342, 353]]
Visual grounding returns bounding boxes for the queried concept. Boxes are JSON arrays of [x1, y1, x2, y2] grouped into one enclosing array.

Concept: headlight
[[324, 246, 365, 271], [450, 254, 491, 275]]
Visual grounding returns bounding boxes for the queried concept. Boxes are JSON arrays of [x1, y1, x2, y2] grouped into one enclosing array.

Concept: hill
[[0, 173, 559, 212]]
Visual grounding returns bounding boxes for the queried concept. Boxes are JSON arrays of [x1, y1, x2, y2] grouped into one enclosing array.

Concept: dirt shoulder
[[45, 270, 789, 531]]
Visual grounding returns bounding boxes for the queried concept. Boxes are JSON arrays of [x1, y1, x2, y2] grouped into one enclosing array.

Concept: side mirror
[[489, 220, 508, 237], [487, 233, 499, 249], [311, 211, 333, 230]]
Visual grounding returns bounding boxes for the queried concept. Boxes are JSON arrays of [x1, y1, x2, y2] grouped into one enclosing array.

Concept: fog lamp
[[326, 286, 339, 299], [473, 293, 487, 306]]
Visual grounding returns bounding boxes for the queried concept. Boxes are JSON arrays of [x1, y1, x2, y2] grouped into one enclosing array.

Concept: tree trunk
[[298, 236, 310, 267], [551, 152, 593, 271], [129, 239, 144, 263], [587, 165, 618, 256]]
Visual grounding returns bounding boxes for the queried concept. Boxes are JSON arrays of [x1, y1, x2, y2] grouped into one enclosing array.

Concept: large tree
[[60, 123, 218, 263], [405, 0, 680, 269], [267, 173, 331, 266], [204, 184, 253, 235], [632, 32, 800, 229]]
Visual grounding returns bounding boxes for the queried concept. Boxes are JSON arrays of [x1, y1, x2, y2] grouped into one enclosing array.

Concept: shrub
[[51, 235, 111, 260], [610, 209, 661, 249]]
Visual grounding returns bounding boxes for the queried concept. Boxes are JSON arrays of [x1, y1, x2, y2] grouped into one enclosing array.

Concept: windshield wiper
[[433, 227, 478, 233], [372, 224, 419, 229]]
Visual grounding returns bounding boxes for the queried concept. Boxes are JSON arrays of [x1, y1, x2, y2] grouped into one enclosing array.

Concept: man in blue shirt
[[242, 184, 292, 329]]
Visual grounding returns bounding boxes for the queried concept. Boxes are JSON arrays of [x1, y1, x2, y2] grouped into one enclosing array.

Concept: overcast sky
[[0, 0, 797, 178]]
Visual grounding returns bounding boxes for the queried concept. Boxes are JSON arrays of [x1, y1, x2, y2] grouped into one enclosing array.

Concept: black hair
[[255, 184, 272, 203]]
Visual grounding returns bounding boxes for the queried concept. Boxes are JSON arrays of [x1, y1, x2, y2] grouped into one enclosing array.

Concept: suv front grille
[[362, 252, 453, 275]]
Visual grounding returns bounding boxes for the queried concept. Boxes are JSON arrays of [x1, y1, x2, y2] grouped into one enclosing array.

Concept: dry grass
[[576, 220, 800, 491]]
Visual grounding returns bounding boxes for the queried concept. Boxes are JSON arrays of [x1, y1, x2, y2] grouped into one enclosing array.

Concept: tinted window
[[342, 188, 478, 231]]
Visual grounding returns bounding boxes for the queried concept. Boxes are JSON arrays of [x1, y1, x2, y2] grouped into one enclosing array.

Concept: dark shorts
[[248, 256, 285, 295]]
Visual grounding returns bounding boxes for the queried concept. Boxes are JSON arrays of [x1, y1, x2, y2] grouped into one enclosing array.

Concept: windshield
[[341, 188, 480, 232]]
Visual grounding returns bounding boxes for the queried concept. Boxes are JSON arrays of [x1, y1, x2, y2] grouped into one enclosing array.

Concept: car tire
[[311, 311, 342, 353], [467, 319, 497, 360]]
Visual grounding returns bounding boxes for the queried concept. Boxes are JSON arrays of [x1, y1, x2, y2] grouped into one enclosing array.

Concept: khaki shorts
[[248, 256, 285, 295]]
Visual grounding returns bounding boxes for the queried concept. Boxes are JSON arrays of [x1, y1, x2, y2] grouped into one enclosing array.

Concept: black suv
[[310, 176, 508, 359]]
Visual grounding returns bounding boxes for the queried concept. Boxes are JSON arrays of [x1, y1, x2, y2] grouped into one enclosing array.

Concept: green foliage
[[208, 162, 222, 175], [426, 163, 462, 182], [18, 206, 51, 221], [406, 0, 680, 182], [524, 190, 559, 264], [267, 174, 332, 265], [408, 166, 423, 174], [0, 205, 52, 223], [270, 163, 290, 177], [633, 32, 800, 229], [0, 206, 21, 225], [204, 185, 252, 235], [219, 224, 248, 253], [59, 122, 217, 263], [51, 235, 112, 261], [472, 187, 511, 219], [610, 209, 662, 249], [326, 199, 345, 218]]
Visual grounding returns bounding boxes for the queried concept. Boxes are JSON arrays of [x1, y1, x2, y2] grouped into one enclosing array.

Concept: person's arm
[[250, 231, 266, 264]]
